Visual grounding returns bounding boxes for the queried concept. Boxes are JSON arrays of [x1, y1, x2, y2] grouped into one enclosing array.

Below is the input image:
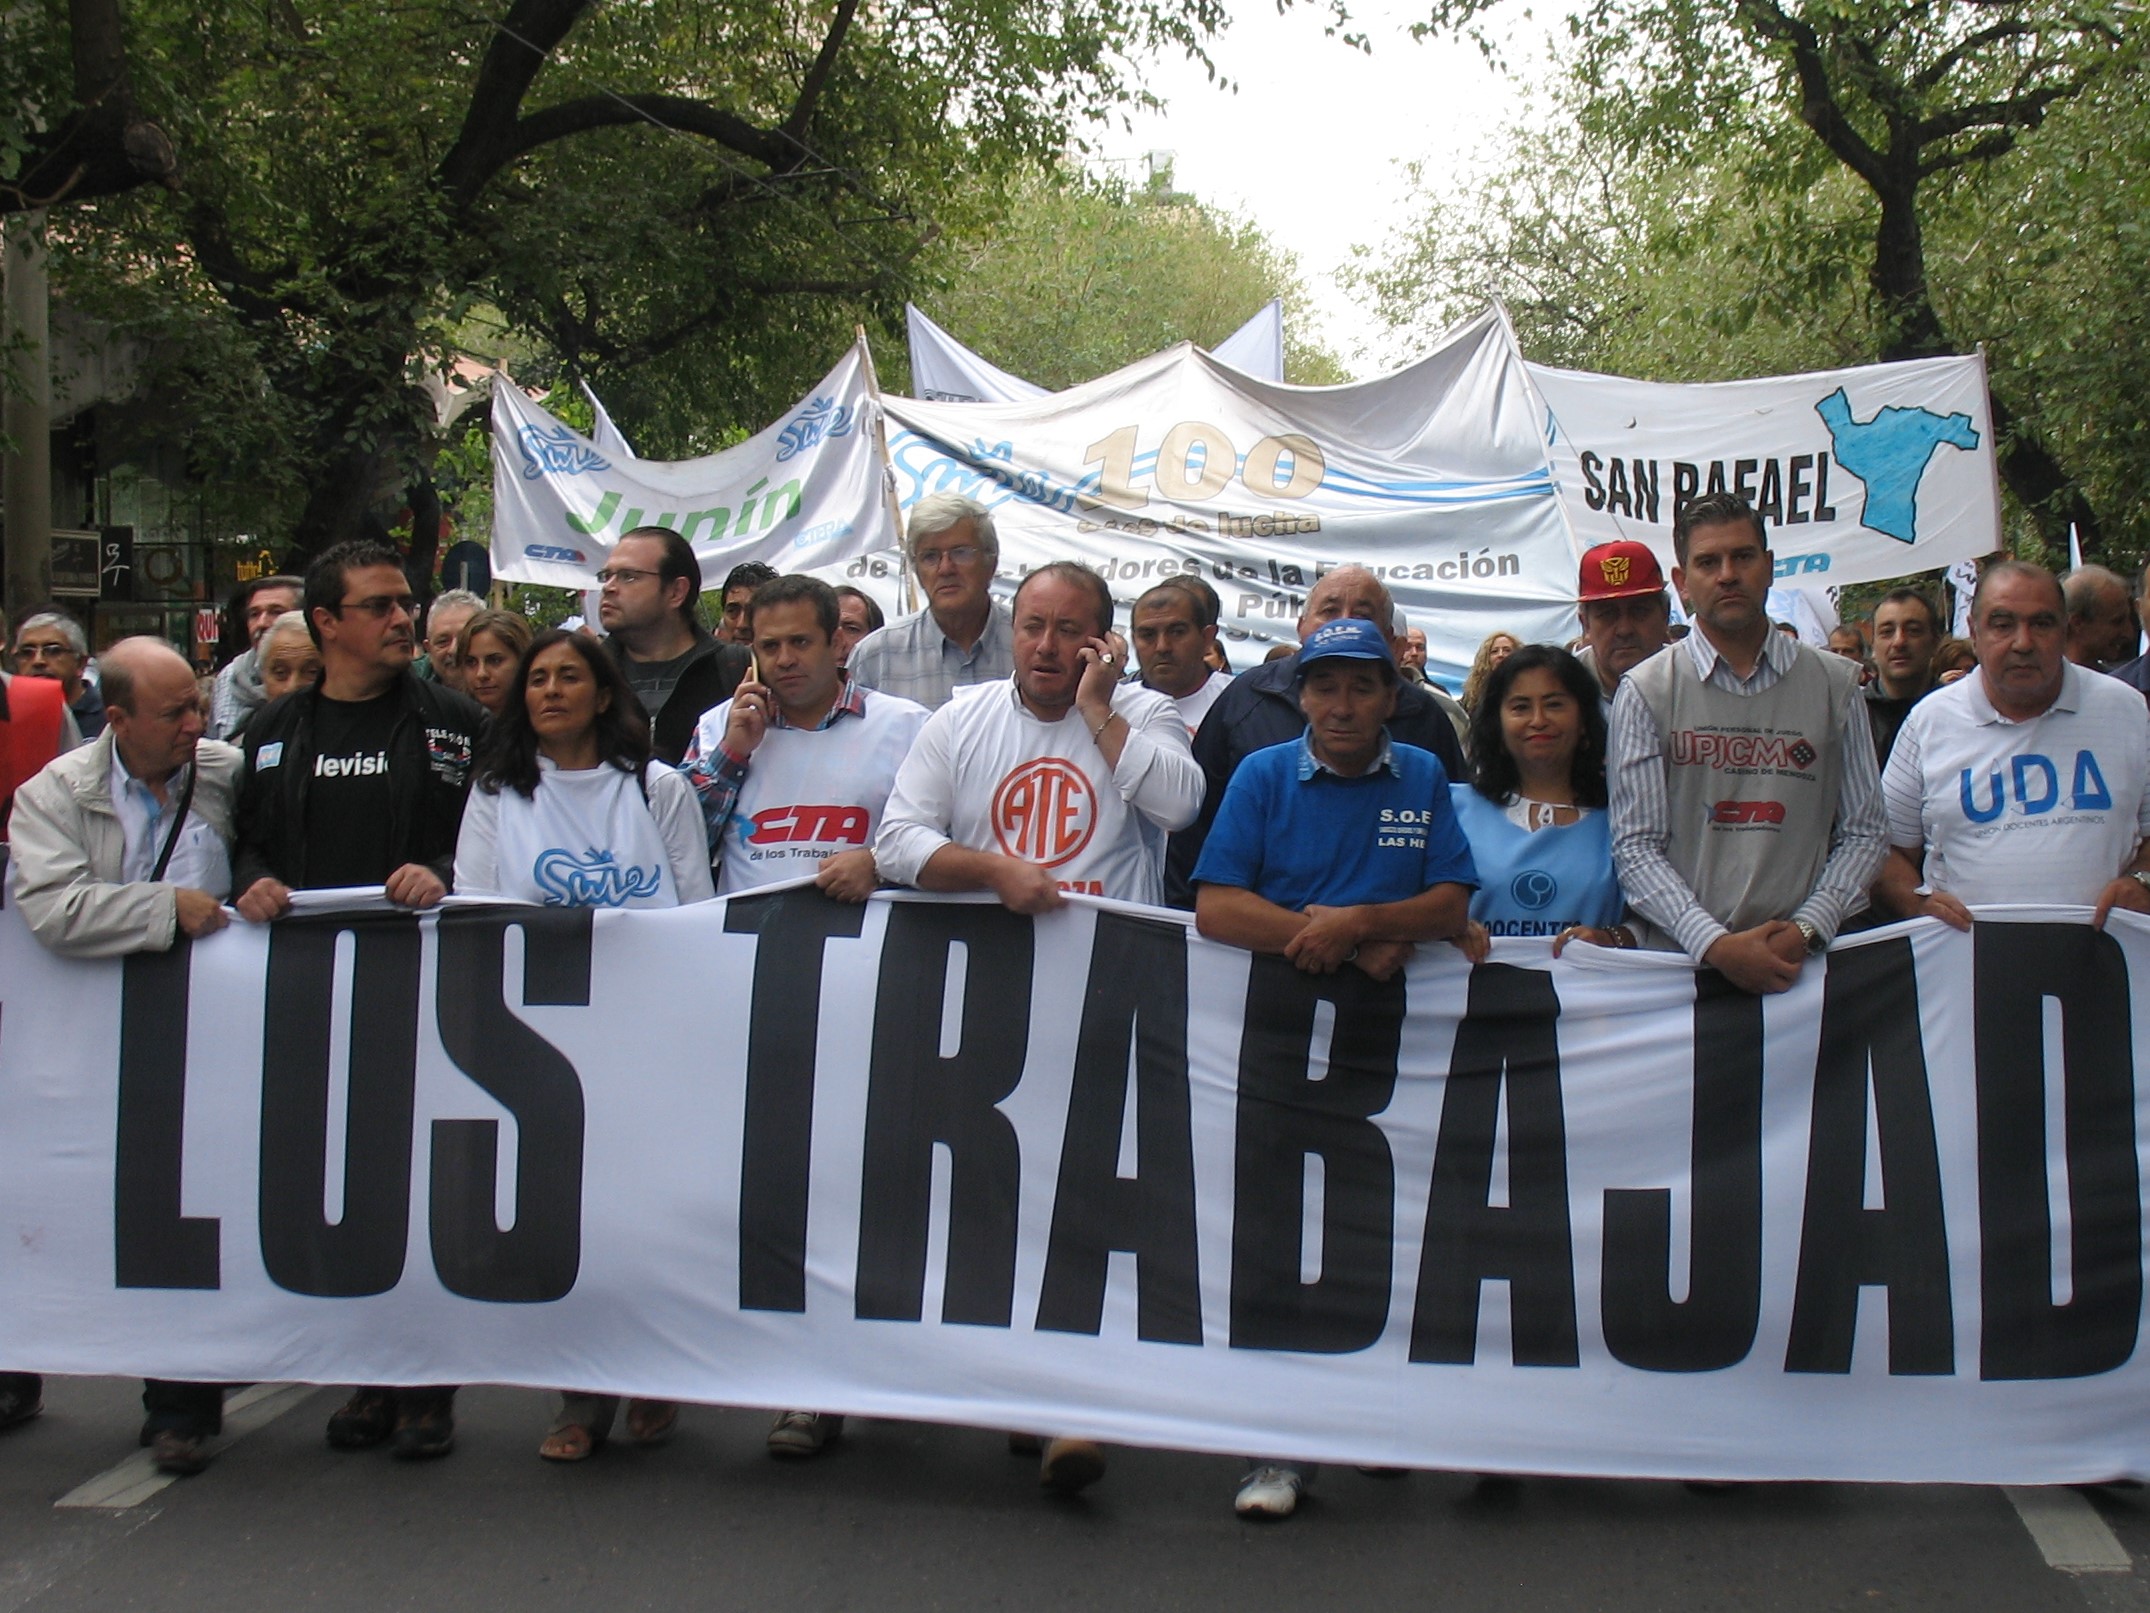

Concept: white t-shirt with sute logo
[[875, 679, 1204, 906], [1882, 661, 2150, 906]]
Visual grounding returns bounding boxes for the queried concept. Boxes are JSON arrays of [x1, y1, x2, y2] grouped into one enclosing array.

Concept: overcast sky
[[1090, 2, 1554, 376]]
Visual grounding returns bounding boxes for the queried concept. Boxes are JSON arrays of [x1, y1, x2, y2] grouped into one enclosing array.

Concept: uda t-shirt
[[1192, 735, 1477, 910], [303, 689, 399, 887], [1882, 660, 2150, 906]]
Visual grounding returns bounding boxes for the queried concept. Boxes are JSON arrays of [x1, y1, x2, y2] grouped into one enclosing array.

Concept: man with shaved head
[[7, 635, 242, 1476], [1165, 564, 1466, 906]]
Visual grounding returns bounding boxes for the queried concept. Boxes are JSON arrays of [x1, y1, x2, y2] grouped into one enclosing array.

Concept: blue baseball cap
[[1294, 616, 1397, 678]]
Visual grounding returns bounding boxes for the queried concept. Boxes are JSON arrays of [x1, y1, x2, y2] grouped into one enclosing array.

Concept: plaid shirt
[[681, 677, 873, 847], [843, 604, 1014, 711]]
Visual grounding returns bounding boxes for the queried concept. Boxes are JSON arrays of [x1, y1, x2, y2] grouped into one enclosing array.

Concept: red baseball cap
[[1578, 540, 1666, 603]]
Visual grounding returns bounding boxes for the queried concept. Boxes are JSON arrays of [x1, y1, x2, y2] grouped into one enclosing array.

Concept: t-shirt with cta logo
[[1882, 660, 2150, 906], [302, 688, 398, 886]]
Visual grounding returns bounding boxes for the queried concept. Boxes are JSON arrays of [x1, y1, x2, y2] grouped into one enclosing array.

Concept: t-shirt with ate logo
[[1882, 660, 2150, 906], [303, 688, 399, 886], [875, 679, 1204, 906]]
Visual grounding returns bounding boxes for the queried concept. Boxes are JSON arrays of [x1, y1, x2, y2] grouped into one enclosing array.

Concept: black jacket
[[1164, 654, 1470, 907], [234, 671, 486, 894], [604, 629, 749, 766]]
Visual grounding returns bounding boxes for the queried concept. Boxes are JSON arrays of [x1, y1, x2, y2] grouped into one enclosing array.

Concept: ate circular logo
[[991, 758, 1097, 868]]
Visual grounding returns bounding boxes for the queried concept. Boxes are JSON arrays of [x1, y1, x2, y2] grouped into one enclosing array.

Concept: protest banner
[[905, 300, 1287, 403], [488, 338, 896, 592], [1, 891, 2144, 1484]]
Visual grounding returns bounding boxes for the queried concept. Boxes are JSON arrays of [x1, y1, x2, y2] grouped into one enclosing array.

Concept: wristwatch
[[1794, 919, 1825, 954], [2130, 870, 2150, 894]]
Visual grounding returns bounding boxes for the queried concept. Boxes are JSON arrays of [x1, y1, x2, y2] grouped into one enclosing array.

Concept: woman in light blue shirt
[[1451, 644, 1632, 958]]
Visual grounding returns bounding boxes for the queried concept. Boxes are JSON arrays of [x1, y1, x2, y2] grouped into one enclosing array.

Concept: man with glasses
[[596, 525, 749, 765], [231, 538, 487, 1460], [845, 493, 1013, 711], [12, 609, 105, 739], [9, 637, 242, 1475]]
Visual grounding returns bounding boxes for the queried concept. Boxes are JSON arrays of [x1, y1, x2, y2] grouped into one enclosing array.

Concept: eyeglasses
[[913, 545, 983, 571], [14, 641, 79, 661], [595, 566, 659, 587], [330, 594, 417, 619]]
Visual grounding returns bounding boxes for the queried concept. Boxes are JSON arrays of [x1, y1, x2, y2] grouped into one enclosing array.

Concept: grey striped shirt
[[1608, 629, 1887, 961], [845, 603, 1015, 712]]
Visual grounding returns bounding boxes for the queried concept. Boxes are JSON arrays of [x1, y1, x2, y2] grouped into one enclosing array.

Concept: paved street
[[1, 1376, 2145, 1611]]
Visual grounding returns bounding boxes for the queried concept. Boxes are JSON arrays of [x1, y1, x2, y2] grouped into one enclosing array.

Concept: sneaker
[[150, 1429, 211, 1476], [1039, 1437, 1106, 1494], [767, 1410, 844, 1459], [1235, 1465, 1304, 1519], [324, 1388, 395, 1449]]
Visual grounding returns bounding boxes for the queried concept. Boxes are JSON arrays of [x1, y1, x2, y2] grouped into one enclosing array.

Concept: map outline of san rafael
[[1814, 386, 1981, 544]]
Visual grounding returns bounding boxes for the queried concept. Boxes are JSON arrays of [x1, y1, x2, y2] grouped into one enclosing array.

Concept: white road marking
[[54, 1382, 320, 1510], [2006, 1486, 2136, 1573]]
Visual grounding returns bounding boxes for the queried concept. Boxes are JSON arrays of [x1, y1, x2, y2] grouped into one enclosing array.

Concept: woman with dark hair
[[1451, 643, 1631, 959], [452, 629, 714, 1462]]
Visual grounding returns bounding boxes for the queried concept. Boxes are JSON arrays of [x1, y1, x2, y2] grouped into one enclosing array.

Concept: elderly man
[[596, 525, 749, 765], [877, 563, 1200, 1494], [418, 587, 485, 692], [1191, 615, 1476, 1520], [209, 574, 303, 739], [9, 636, 241, 1476], [845, 493, 1014, 710], [1609, 492, 1887, 992], [1130, 579, 1231, 734], [13, 608, 105, 739], [1865, 587, 1943, 765], [2063, 565, 2138, 671], [1874, 560, 2150, 927], [1574, 540, 1673, 719], [1167, 564, 1464, 907], [0, 600, 81, 840], [1399, 623, 1431, 683], [233, 538, 487, 1461]]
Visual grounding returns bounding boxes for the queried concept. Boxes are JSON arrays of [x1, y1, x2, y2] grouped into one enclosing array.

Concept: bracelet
[[1089, 711, 1117, 739]]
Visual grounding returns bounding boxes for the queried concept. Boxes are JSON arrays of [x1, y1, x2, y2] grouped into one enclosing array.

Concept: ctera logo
[[1711, 800, 1787, 825], [991, 758, 1097, 868], [517, 421, 611, 480], [745, 804, 871, 846], [532, 847, 663, 907], [522, 543, 589, 564]]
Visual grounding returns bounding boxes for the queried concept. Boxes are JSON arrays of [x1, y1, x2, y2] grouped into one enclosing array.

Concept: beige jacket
[[7, 730, 242, 957]]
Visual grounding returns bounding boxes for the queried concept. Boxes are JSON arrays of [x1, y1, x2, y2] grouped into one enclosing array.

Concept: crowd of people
[[2, 487, 2147, 1515]]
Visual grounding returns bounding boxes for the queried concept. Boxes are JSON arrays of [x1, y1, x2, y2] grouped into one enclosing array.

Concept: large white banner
[[1527, 352, 2002, 588], [880, 309, 1581, 686], [489, 340, 897, 590], [3, 891, 2147, 1484], [906, 299, 1287, 403]]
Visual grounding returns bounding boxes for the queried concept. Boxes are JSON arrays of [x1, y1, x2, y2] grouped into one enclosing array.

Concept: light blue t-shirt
[[1450, 785, 1623, 937]]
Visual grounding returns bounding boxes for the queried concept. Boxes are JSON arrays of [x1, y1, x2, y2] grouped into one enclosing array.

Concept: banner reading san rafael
[[0, 893, 2143, 1483]]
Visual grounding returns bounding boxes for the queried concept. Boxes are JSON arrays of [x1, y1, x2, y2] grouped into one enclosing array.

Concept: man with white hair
[[8, 636, 242, 1476], [209, 574, 303, 739], [12, 608, 104, 739], [419, 587, 486, 692], [844, 493, 1013, 710], [2064, 565, 2139, 672]]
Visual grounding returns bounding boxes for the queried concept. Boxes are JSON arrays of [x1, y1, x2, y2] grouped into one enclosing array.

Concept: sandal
[[625, 1399, 678, 1444], [538, 1422, 605, 1462]]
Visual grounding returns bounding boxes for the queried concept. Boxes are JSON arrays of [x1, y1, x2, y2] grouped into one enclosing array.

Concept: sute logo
[[991, 758, 1097, 868], [1711, 799, 1787, 825], [746, 804, 871, 845]]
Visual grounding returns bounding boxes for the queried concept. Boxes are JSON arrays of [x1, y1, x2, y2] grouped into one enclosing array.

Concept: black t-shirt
[[303, 690, 400, 887]]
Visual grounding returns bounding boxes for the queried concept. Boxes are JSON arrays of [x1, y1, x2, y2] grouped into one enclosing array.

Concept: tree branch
[[1912, 20, 2036, 92], [1916, 79, 2084, 145], [435, 0, 600, 209], [780, 0, 862, 152], [503, 93, 793, 169], [1733, 0, 1892, 192]]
